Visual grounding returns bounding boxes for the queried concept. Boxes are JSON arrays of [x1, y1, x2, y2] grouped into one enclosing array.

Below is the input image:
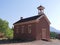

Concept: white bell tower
[[37, 5, 45, 15]]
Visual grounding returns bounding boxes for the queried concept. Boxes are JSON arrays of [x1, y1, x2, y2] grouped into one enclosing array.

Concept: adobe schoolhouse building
[[13, 5, 50, 41]]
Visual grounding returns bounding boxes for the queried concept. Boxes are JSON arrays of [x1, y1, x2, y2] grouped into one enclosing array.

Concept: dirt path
[[0, 39, 60, 45]]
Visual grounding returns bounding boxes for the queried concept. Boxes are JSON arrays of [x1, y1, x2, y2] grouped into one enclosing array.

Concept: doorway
[[42, 28, 46, 40]]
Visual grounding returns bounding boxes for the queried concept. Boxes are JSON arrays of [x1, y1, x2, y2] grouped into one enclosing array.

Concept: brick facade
[[13, 16, 50, 41], [13, 5, 50, 41]]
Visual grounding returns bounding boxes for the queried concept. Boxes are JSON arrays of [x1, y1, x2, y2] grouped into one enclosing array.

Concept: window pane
[[16, 27, 19, 33], [28, 25, 31, 33], [21, 26, 24, 33]]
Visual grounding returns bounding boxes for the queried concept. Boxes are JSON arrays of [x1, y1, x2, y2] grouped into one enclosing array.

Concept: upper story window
[[21, 26, 24, 33], [28, 25, 32, 34]]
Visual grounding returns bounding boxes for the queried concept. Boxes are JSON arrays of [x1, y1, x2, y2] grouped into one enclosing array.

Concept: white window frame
[[28, 25, 32, 33], [21, 26, 24, 33]]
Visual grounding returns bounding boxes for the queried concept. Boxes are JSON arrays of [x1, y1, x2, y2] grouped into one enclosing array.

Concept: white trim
[[36, 15, 44, 21]]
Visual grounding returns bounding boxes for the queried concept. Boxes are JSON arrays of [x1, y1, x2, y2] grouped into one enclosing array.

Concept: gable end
[[36, 15, 51, 24]]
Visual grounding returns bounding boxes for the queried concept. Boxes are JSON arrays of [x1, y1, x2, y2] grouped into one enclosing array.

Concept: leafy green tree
[[0, 18, 13, 39], [50, 32, 57, 39], [0, 18, 8, 33], [5, 28, 13, 39]]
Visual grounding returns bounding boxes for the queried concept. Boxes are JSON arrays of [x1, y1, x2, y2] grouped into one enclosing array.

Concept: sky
[[0, 0, 60, 30]]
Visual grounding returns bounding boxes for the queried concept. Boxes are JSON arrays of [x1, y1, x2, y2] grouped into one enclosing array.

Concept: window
[[28, 25, 32, 33], [21, 26, 24, 33], [16, 27, 19, 34]]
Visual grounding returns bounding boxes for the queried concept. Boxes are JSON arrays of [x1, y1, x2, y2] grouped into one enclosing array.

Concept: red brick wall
[[14, 23, 37, 40], [36, 17, 50, 41], [13, 16, 50, 41]]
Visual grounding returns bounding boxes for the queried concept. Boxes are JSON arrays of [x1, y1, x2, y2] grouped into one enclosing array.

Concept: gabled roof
[[13, 14, 44, 24]]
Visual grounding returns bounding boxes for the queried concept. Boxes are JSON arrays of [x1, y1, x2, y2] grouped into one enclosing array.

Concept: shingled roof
[[14, 14, 44, 24]]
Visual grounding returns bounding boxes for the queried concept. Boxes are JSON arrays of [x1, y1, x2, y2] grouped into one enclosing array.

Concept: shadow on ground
[[0, 39, 34, 44]]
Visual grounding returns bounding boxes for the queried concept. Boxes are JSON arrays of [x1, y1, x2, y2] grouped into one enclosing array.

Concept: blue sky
[[0, 0, 60, 30]]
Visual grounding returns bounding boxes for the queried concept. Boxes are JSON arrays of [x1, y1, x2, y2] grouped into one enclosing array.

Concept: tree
[[0, 18, 8, 33], [50, 32, 58, 39], [5, 28, 13, 39], [0, 18, 13, 39]]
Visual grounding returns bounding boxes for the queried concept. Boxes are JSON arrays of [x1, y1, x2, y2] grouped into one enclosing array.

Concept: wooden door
[[42, 28, 46, 39]]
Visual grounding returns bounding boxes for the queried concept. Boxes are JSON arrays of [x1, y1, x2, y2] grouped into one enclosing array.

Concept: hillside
[[50, 27, 60, 34]]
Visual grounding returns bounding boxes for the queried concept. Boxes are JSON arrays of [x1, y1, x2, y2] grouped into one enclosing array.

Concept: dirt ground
[[0, 39, 60, 45]]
